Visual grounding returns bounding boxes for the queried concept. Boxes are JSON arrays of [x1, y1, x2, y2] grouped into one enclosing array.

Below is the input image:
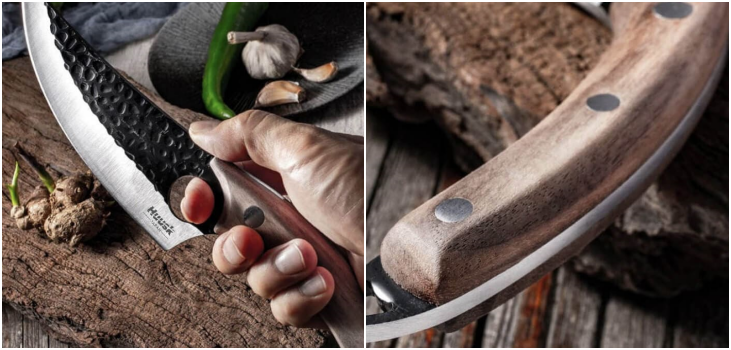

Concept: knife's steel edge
[[22, 2, 203, 250], [573, 2, 612, 29], [366, 44, 728, 343]]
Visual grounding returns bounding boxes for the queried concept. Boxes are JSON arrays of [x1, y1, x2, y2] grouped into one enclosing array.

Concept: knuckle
[[294, 125, 324, 149], [235, 110, 277, 163], [273, 301, 306, 327], [248, 276, 276, 299]]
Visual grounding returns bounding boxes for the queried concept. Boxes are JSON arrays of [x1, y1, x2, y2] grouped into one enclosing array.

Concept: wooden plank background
[[364, 108, 729, 348]]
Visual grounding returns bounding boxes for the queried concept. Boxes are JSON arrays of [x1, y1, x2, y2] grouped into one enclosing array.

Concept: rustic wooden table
[[365, 109, 728, 348], [2, 33, 362, 347]]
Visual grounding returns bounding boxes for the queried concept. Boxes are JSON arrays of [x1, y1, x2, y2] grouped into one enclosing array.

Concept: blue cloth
[[3, 2, 186, 60]]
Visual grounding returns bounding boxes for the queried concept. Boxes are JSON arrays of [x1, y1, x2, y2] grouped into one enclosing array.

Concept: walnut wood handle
[[209, 159, 363, 347], [379, 1, 728, 328]]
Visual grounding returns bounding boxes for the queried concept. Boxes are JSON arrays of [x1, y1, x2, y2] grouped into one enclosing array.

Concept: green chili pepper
[[203, 2, 268, 120], [49, 3, 64, 11]]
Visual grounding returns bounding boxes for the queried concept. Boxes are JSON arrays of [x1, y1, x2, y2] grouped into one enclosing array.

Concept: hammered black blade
[[47, 4, 212, 197], [25, 2, 221, 248]]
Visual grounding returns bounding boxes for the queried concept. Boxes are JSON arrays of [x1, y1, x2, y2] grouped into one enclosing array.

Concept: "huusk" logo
[[145, 206, 175, 236]]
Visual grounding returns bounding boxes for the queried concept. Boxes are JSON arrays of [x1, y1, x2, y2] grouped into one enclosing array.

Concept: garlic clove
[[254, 80, 306, 108], [293, 61, 339, 83]]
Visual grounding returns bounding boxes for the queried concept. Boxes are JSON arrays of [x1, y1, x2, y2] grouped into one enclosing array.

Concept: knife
[[366, 2, 728, 342], [22, 3, 363, 347]]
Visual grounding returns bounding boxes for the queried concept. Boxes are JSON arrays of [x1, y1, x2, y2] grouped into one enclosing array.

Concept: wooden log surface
[[1, 57, 334, 347], [366, 2, 728, 297], [365, 108, 728, 348]]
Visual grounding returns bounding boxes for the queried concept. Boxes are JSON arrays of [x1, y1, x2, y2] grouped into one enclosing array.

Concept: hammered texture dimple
[[46, 5, 212, 197]]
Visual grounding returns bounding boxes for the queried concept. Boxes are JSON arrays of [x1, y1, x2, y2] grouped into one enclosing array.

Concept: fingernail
[[299, 273, 327, 297], [222, 232, 246, 265], [189, 120, 220, 136], [274, 243, 305, 275]]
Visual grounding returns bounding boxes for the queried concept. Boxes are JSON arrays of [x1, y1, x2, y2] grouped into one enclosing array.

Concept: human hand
[[181, 110, 364, 328]]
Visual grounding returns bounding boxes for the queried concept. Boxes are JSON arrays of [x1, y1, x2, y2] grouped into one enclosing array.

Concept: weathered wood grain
[[366, 110, 392, 205], [600, 293, 669, 347], [475, 274, 554, 347], [23, 315, 52, 348], [511, 274, 553, 347], [3, 303, 24, 347], [367, 2, 611, 169], [481, 298, 517, 347], [545, 267, 602, 347], [364, 119, 443, 261], [395, 329, 444, 348], [48, 333, 70, 348], [441, 323, 476, 348], [2, 57, 327, 347]]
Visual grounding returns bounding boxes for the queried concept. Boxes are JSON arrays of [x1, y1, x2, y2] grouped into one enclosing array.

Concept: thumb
[[189, 110, 322, 173]]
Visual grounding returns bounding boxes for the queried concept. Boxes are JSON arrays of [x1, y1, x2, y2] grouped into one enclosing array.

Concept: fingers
[[189, 110, 329, 173], [246, 239, 318, 299], [180, 177, 214, 224], [211, 230, 335, 328], [270, 267, 334, 327], [212, 226, 264, 275]]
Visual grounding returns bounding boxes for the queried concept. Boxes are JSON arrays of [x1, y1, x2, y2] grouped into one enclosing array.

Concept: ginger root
[[15, 185, 52, 230], [13, 171, 112, 247], [45, 198, 107, 246], [50, 172, 94, 210]]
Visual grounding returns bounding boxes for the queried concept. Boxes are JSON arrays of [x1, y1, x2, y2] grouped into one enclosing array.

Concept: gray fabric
[[3, 2, 187, 61]]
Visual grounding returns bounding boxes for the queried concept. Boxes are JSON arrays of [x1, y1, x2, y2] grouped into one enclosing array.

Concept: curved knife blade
[[23, 3, 211, 249]]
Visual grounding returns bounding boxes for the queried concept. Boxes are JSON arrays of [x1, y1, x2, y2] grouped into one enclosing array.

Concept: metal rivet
[[586, 93, 620, 112], [654, 2, 693, 19], [242, 206, 265, 228], [435, 198, 473, 223]]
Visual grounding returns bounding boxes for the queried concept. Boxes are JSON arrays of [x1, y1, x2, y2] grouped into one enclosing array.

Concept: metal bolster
[[366, 257, 435, 325]]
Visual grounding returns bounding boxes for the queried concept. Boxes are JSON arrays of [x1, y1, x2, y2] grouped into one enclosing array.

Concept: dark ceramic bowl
[[149, 2, 363, 117]]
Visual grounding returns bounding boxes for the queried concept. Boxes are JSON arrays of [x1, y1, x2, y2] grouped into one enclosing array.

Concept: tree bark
[[2, 57, 327, 347], [366, 2, 728, 296]]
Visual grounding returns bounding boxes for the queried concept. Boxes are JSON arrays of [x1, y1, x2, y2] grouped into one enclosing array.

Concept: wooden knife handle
[[379, 2, 728, 329], [209, 159, 363, 347]]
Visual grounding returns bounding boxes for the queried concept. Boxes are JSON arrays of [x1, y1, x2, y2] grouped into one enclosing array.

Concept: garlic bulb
[[228, 24, 301, 80]]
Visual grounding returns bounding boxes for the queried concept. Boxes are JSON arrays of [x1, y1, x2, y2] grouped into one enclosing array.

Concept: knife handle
[[207, 159, 363, 347], [379, 2, 728, 329]]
